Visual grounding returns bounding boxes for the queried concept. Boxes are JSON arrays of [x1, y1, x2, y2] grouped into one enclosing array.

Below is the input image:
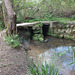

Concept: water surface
[[28, 36, 75, 75]]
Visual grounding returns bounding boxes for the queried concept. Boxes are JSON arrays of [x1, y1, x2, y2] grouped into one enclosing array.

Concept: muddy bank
[[0, 30, 30, 75]]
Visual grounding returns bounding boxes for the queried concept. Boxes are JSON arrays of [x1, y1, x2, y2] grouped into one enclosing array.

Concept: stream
[[27, 36, 75, 75]]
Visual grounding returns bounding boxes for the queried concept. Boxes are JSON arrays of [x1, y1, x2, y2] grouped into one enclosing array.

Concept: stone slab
[[16, 22, 39, 27], [0, 1, 2, 4], [41, 21, 59, 25]]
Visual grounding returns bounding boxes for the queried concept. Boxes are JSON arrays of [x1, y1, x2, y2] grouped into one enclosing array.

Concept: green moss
[[38, 37, 44, 41], [33, 30, 42, 34], [0, 20, 4, 30], [47, 29, 54, 36], [33, 30, 41, 34], [58, 35, 63, 38], [33, 36, 38, 41], [69, 37, 75, 41], [64, 36, 70, 39], [33, 33, 44, 41], [47, 32, 51, 35], [71, 39, 75, 41], [64, 35, 75, 41], [71, 31, 75, 34], [50, 34, 57, 37]]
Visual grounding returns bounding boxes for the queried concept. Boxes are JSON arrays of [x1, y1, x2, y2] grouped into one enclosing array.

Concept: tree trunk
[[0, 1, 2, 19], [4, 0, 16, 35], [24, 0, 26, 19], [1, 1, 7, 27]]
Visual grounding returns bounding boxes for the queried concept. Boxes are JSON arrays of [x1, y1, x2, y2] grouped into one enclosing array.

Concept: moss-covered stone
[[50, 34, 58, 37], [33, 36, 38, 41], [71, 31, 75, 34], [33, 30, 42, 34], [47, 28, 54, 35], [33, 33, 44, 41], [64, 35, 74, 41], [47, 32, 51, 35], [38, 37, 44, 41], [32, 21, 75, 42]]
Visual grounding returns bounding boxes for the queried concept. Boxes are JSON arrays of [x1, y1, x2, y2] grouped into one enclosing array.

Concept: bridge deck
[[16, 22, 39, 27], [16, 21, 59, 27]]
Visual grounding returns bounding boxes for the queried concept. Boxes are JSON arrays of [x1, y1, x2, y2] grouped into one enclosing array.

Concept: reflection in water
[[18, 27, 31, 50], [28, 36, 75, 75], [39, 46, 74, 69]]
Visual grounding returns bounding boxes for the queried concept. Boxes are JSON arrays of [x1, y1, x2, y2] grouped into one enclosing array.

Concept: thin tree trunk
[[2, 1, 7, 27], [4, 0, 16, 35], [24, 0, 26, 19], [0, 1, 2, 19]]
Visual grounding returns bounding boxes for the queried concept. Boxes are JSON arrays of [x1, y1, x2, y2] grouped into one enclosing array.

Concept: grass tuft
[[26, 60, 61, 75]]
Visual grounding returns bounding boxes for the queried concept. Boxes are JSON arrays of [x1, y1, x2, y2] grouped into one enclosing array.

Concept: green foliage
[[71, 15, 75, 20], [38, 37, 44, 42], [12, 0, 75, 23], [71, 46, 75, 53], [33, 36, 38, 41], [68, 61, 75, 66], [33, 34, 44, 41], [5, 35, 20, 48], [0, 20, 4, 30], [17, 17, 24, 23], [58, 46, 75, 66], [25, 0, 75, 21], [24, 17, 71, 23], [59, 51, 66, 56], [26, 60, 60, 75]]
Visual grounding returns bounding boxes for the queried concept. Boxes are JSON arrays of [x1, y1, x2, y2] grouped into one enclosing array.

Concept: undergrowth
[[26, 60, 61, 75], [5, 35, 20, 48], [23, 17, 71, 23], [0, 20, 4, 30]]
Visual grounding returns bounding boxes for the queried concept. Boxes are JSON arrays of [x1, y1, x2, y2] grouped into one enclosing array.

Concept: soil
[[0, 30, 30, 75]]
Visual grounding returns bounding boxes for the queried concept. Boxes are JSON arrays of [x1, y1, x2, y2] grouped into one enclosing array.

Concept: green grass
[[51, 17, 71, 22], [26, 60, 61, 75], [0, 20, 4, 31], [17, 13, 75, 24], [5, 35, 20, 48], [23, 17, 71, 23]]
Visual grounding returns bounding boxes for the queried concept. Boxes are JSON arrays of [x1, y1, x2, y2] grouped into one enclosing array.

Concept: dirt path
[[0, 30, 30, 75]]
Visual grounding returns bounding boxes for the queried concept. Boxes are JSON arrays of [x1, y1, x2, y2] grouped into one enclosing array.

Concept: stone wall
[[32, 21, 75, 41], [47, 21, 75, 41], [17, 21, 75, 41]]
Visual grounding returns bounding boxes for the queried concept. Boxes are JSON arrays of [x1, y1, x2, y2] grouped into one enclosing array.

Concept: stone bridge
[[16, 21, 75, 41]]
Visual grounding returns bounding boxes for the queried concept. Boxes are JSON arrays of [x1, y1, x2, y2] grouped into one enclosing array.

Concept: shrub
[[5, 35, 20, 48]]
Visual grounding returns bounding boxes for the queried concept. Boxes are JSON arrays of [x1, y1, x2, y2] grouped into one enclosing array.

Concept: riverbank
[[0, 30, 30, 75]]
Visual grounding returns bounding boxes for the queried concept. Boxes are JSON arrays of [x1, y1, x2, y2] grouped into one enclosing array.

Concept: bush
[[5, 35, 20, 48]]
